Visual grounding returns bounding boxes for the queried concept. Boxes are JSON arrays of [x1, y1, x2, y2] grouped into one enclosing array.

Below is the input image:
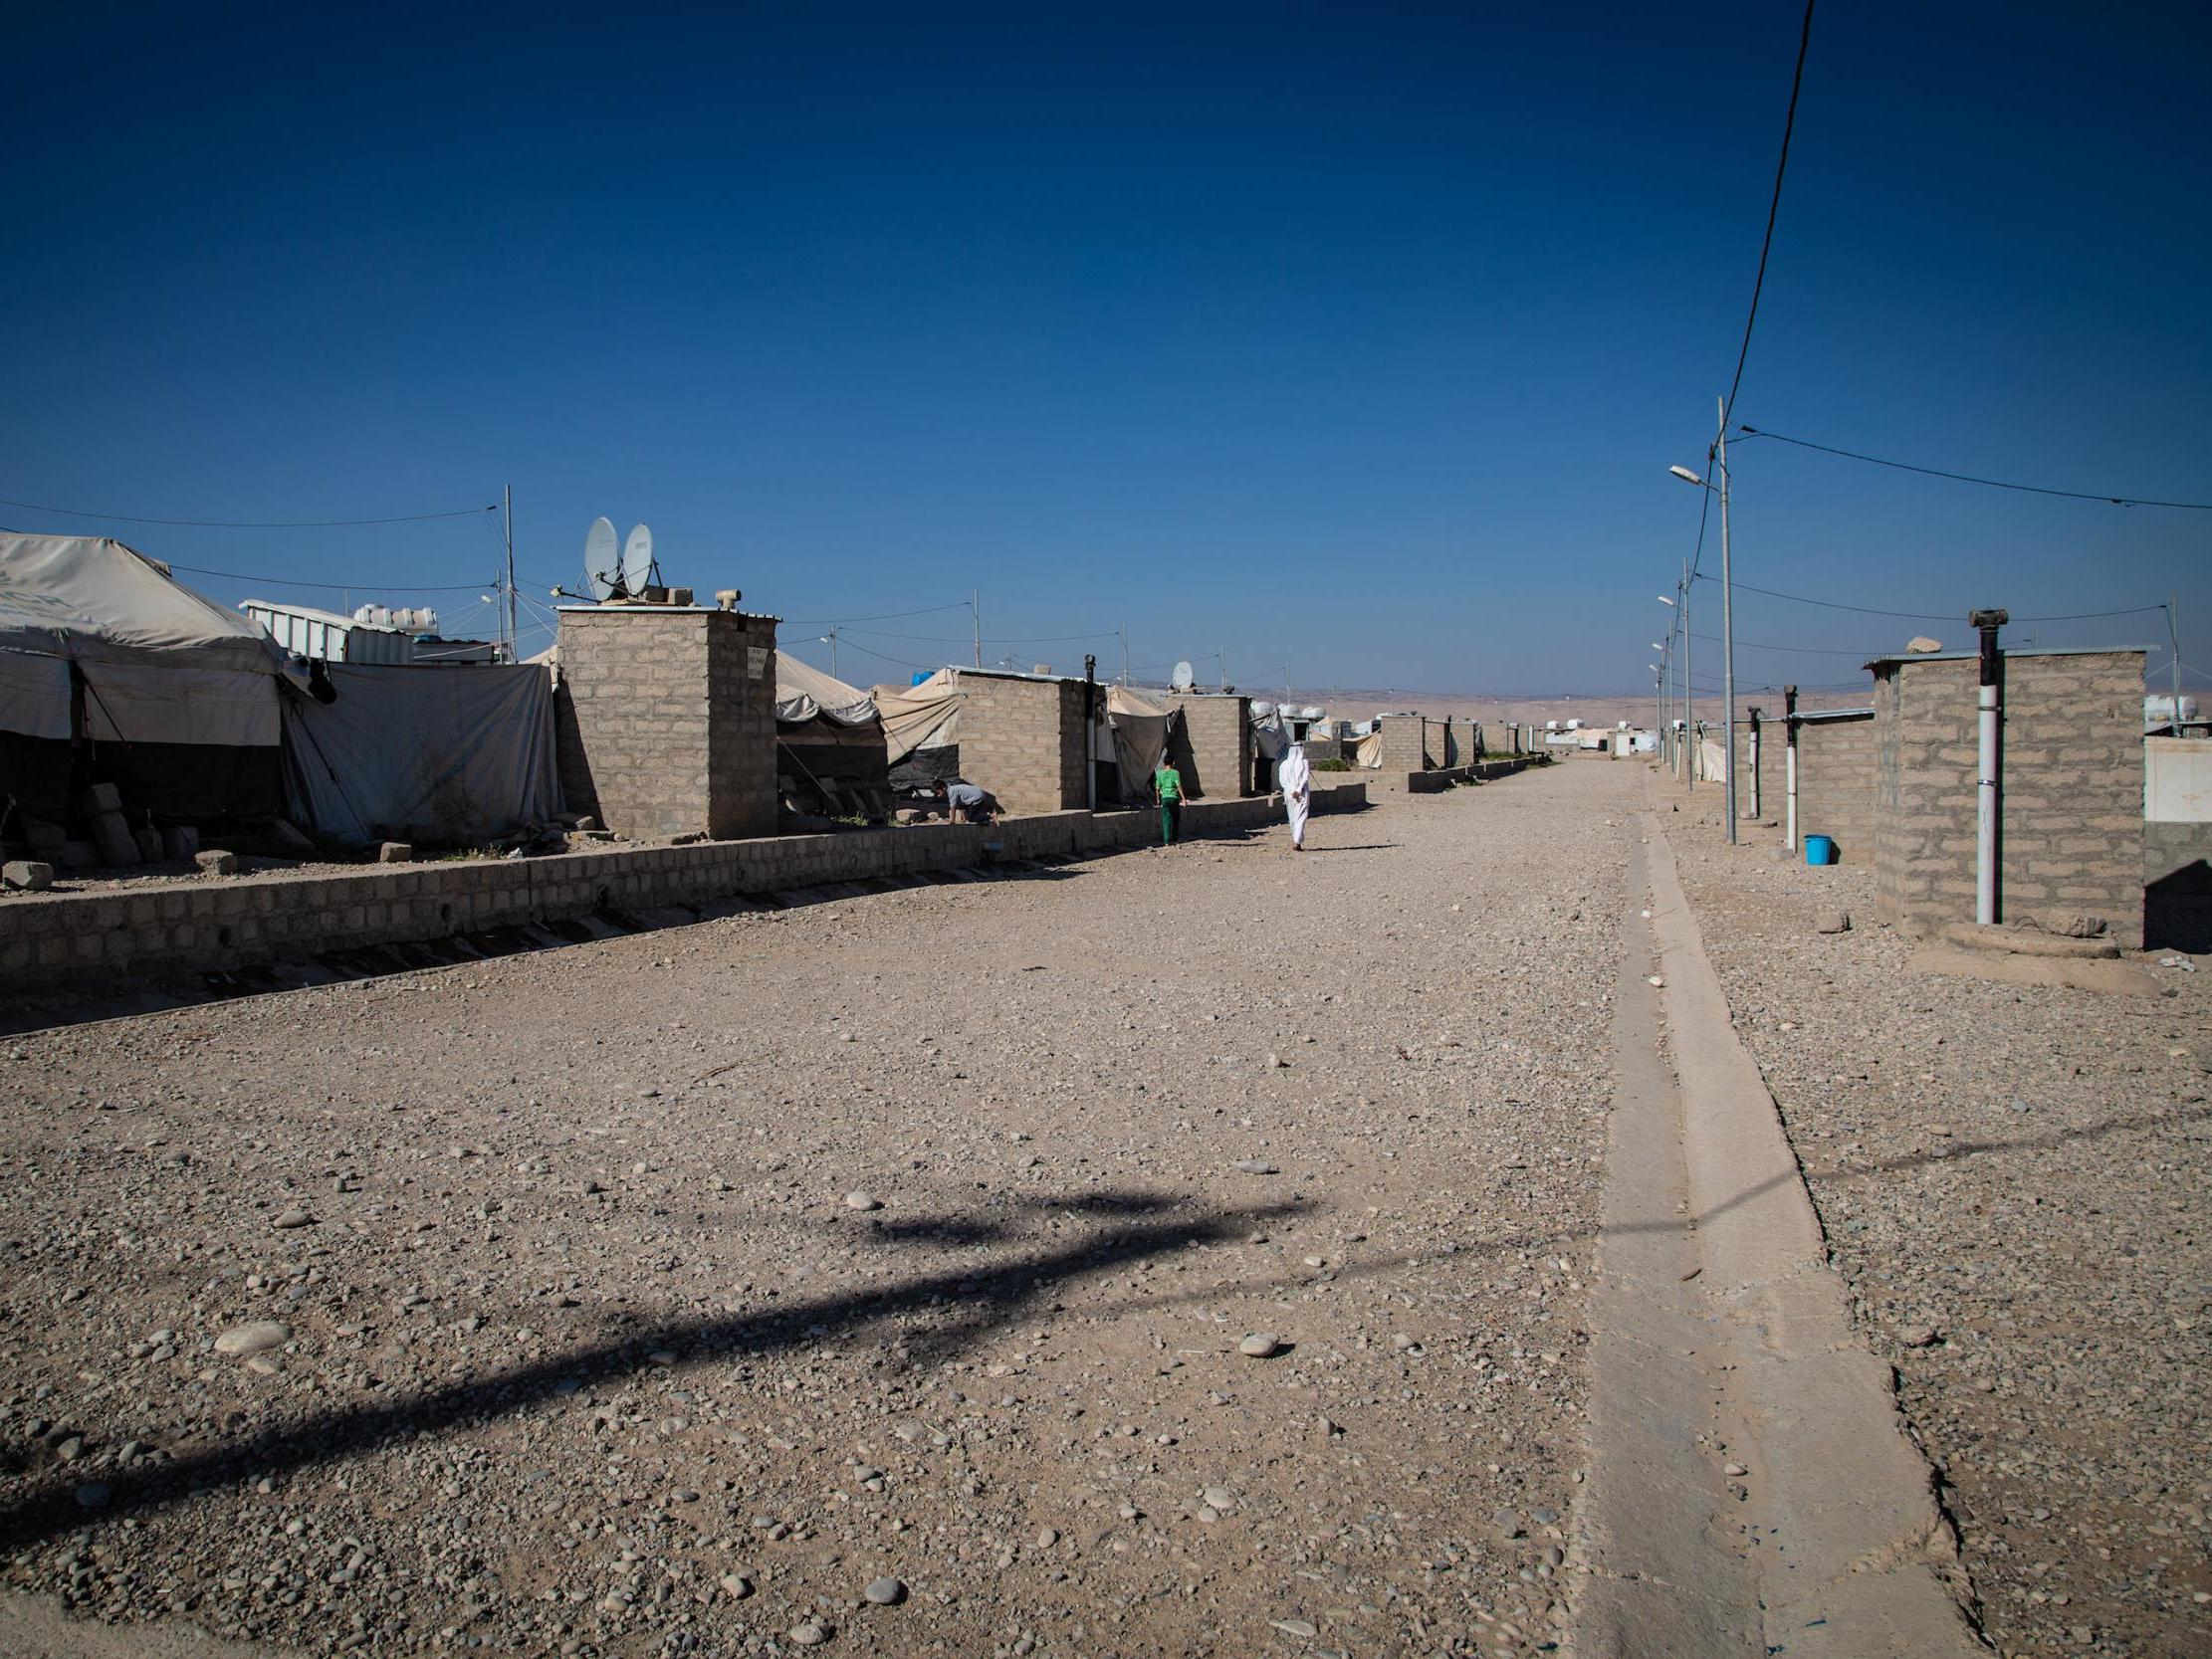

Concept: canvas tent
[[775, 656, 889, 814], [873, 668, 966, 790], [0, 534, 288, 823], [281, 662, 561, 847], [1103, 684, 1178, 801]]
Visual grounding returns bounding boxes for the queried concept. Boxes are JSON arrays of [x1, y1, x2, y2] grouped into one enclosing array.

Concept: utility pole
[[1682, 557, 1694, 790], [503, 484, 516, 663], [972, 591, 981, 669], [827, 625, 838, 679], [1217, 648, 1229, 693], [1717, 395, 1738, 843], [1121, 622, 1129, 684], [2169, 593, 2183, 718]]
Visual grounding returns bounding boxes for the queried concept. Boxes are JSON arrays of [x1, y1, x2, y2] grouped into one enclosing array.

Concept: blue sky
[[5, 2, 2206, 698]]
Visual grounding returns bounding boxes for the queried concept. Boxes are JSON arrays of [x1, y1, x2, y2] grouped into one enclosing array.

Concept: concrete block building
[[553, 605, 779, 841], [952, 669, 1091, 816], [1870, 646, 2146, 946], [1168, 692, 1252, 798]]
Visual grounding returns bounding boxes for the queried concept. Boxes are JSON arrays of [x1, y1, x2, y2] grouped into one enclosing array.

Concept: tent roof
[[776, 655, 877, 726], [0, 534, 284, 674]]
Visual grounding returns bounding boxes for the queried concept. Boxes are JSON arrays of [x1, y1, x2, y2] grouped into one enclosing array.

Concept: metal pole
[[1718, 397, 1736, 843], [2169, 594, 2183, 719], [503, 483, 516, 663], [1654, 667, 1662, 755], [1682, 560, 1694, 789], [1783, 683, 1799, 852], [828, 625, 837, 680], [1121, 623, 1129, 685], [1971, 608, 2009, 925], [1084, 654, 1098, 812], [972, 591, 981, 668]]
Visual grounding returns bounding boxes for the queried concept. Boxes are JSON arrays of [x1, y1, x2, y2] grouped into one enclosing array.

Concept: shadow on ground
[[0, 1190, 1300, 1554]]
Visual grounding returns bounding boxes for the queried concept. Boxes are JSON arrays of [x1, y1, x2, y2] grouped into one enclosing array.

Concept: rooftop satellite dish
[[621, 524, 655, 595], [1170, 660, 1196, 692], [583, 518, 620, 601]]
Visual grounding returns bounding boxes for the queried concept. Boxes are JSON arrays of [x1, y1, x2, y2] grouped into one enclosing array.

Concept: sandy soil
[[1658, 776, 2211, 1659], [0, 764, 1639, 1658]]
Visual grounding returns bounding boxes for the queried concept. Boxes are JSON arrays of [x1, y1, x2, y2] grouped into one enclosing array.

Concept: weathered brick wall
[[554, 608, 778, 841], [1376, 715, 1429, 771], [0, 785, 1369, 990], [1792, 713, 1878, 861], [1168, 693, 1251, 797], [952, 672, 1088, 815], [1874, 650, 2144, 945]]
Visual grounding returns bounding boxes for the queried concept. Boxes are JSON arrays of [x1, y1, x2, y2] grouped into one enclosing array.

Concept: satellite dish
[[583, 518, 620, 601], [1170, 660, 1196, 692], [621, 524, 655, 595]]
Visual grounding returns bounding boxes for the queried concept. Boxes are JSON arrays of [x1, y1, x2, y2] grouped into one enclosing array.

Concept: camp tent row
[[0, 534, 557, 851]]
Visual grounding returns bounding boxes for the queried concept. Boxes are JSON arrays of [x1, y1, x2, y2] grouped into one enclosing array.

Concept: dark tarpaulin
[[282, 662, 560, 846]]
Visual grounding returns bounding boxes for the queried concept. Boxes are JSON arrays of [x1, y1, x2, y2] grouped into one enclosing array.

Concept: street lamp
[[1669, 414, 1736, 843]]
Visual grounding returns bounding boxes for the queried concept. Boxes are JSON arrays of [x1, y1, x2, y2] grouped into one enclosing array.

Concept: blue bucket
[[1805, 834, 1837, 866]]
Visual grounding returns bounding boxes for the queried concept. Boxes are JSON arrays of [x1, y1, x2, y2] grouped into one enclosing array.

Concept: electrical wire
[[779, 600, 975, 627], [1720, 0, 1817, 435], [1735, 427, 2212, 511], [1695, 571, 2170, 626], [0, 497, 498, 528], [161, 562, 504, 594]]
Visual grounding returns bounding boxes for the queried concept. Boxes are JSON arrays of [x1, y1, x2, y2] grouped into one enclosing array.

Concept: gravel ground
[[1657, 777, 2212, 1659], [0, 760, 1635, 1658]]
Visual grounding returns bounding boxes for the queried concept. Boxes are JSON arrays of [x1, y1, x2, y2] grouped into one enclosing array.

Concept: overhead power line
[[0, 496, 498, 528], [1697, 571, 2171, 626], [780, 600, 974, 627], [1720, 0, 1817, 434], [1735, 427, 2212, 511], [160, 561, 540, 595]]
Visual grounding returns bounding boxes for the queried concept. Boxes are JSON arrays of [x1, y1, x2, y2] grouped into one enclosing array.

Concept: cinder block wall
[[554, 607, 778, 841], [1792, 714, 1878, 861], [953, 672, 1088, 815], [1874, 650, 2144, 945], [1377, 715, 1428, 771], [1169, 693, 1251, 797]]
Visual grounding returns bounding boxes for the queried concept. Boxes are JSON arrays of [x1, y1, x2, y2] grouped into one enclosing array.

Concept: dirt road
[[0, 764, 1630, 1658], [10, 760, 2196, 1659]]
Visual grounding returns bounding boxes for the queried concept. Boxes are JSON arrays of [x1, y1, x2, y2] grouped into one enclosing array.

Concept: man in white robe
[[1278, 743, 1312, 851]]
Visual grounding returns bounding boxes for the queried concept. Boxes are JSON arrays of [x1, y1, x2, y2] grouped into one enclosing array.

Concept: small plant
[[1311, 757, 1352, 772]]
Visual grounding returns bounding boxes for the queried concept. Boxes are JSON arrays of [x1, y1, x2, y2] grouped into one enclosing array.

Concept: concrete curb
[[1571, 814, 1986, 1657]]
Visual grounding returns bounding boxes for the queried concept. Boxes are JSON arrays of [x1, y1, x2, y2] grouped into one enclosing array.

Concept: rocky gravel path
[[0, 760, 1637, 1658], [1658, 776, 2211, 1659]]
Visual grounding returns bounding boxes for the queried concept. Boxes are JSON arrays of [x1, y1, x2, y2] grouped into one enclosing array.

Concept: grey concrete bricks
[[553, 607, 778, 841], [949, 672, 1090, 816], [1168, 693, 1251, 797], [0, 785, 1369, 993], [1873, 650, 2145, 946]]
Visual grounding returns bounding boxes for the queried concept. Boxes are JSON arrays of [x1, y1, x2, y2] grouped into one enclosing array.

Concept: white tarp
[[872, 668, 964, 763], [1251, 707, 1287, 761], [283, 663, 560, 846], [0, 534, 285, 747], [1354, 729, 1385, 768], [776, 656, 878, 726], [1105, 684, 1174, 796]]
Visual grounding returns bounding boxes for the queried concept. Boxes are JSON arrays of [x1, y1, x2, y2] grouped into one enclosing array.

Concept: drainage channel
[[1570, 820, 1985, 1658]]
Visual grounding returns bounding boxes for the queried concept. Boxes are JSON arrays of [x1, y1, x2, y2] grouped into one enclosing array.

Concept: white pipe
[[1784, 743, 1798, 851]]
